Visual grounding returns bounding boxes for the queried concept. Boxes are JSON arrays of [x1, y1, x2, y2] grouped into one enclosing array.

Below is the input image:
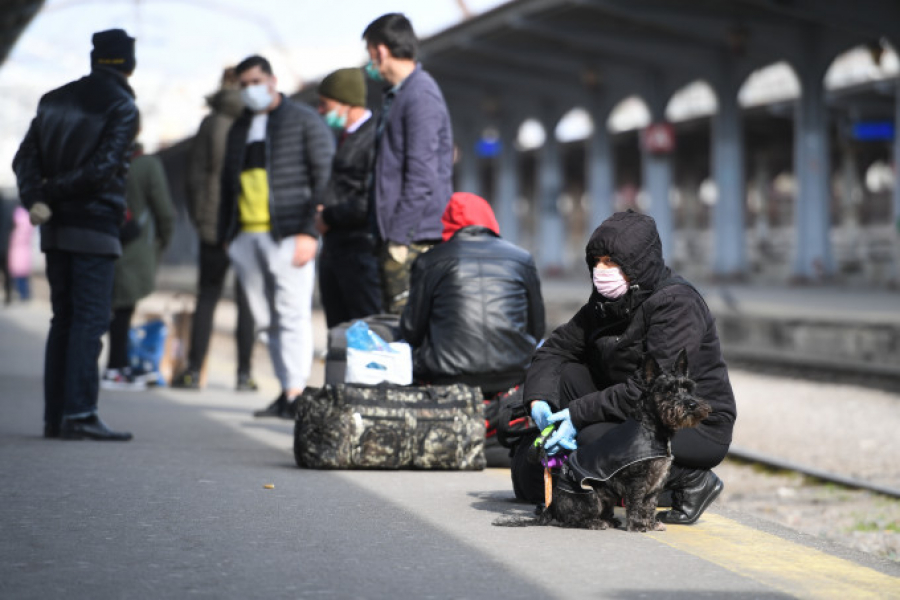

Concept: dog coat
[[568, 419, 670, 483]]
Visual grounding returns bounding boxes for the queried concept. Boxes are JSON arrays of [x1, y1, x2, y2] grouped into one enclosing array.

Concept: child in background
[[7, 205, 33, 302]]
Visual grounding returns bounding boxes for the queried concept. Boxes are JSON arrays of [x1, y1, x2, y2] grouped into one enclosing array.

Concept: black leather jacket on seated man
[[399, 192, 545, 395]]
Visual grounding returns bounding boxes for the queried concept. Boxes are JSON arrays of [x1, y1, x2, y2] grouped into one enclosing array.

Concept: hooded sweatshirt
[[399, 192, 545, 394], [523, 210, 736, 446]]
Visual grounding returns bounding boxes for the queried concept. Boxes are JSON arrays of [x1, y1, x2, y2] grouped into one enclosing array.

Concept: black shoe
[[171, 368, 201, 389], [254, 393, 287, 418], [44, 423, 61, 439], [279, 397, 298, 420], [236, 373, 258, 392], [60, 415, 133, 441], [658, 470, 723, 525]]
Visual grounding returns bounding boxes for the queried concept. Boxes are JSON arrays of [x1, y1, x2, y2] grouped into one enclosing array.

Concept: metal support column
[[587, 101, 615, 236], [455, 126, 481, 197], [792, 57, 834, 280], [537, 112, 566, 271], [495, 117, 520, 245], [712, 72, 747, 277]]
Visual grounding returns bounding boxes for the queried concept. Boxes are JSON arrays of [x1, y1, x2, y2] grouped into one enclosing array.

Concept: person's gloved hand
[[530, 400, 552, 431], [545, 408, 577, 456], [29, 202, 52, 225]]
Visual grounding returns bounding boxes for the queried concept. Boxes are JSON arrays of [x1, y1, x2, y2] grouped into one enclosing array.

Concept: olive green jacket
[[112, 153, 175, 308]]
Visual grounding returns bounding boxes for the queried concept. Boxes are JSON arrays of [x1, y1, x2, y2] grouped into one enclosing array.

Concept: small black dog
[[496, 349, 710, 532]]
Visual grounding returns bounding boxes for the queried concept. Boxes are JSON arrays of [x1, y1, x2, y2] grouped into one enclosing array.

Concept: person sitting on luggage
[[399, 192, 545, 397], [512, 210, 737, 525]]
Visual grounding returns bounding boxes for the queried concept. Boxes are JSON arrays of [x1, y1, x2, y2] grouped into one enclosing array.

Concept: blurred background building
[[2, 0, 899, 287]]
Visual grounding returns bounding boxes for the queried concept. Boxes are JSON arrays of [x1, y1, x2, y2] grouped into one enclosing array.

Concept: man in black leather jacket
[[12, 29, 139, 441], [399, 192, 545, 396], [314, 67, 382, 328]]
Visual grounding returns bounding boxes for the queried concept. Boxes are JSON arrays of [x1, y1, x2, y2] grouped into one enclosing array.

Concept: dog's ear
[[642, 353, 661, 385], [673, 348, 689, 378]]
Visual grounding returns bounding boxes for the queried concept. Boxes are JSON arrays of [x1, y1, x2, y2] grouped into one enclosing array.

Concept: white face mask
[[241, 83, 273, 112], [592, 266, 629, 299]]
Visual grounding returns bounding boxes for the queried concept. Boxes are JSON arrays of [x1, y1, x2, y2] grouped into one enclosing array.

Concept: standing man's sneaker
[[236, 373, 258, 392], [44, 423, 61, 439], [280, 396, 299, 420], [254, 392, 289, 418], [60, 415, 133, 441], [171, 368, 201, 389], [101, 369, 147, 391]]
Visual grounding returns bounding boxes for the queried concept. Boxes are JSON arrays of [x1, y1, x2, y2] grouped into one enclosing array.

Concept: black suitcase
[[324, 314, 402, 385]]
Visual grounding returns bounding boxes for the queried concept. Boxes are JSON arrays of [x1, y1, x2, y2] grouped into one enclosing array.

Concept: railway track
[[728, 445, 900, 501]]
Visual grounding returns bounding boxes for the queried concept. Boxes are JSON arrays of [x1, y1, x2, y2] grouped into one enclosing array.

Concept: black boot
[[657, 469, 723, 525]]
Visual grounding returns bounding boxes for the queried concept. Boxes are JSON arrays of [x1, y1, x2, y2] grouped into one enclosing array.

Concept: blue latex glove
[[530, 401, 552, 432], [545, 409, 577, 456]]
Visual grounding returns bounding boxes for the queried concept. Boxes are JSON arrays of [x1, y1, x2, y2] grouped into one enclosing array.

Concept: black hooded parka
[[523, 211, 736, 446]]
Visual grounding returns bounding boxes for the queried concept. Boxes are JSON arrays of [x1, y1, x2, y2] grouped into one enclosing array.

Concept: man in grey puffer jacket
[[218, 55, 334, 419]]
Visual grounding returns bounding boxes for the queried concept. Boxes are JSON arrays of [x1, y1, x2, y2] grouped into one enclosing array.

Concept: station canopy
[[419, 0, 900, 118]]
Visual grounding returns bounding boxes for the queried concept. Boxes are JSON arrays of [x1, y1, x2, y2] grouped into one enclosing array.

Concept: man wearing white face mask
[[512, 210, 737, 527], [218, 55, 335, 419]]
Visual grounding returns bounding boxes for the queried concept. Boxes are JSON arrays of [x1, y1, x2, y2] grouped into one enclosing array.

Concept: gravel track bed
[[716, 367, 900, 562]]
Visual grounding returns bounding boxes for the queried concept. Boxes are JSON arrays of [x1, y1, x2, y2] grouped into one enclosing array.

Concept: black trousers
[[188, 242, 254, 375], [318, 238, 382, 329], [511, 362, 730, 503], [107, 305, 135, 370]]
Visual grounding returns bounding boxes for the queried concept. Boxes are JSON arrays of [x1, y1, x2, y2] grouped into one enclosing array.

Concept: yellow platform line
[[648, 513, 900, 599]]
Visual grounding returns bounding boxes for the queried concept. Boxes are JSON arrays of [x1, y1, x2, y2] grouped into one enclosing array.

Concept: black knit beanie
[[318, 68, 366, 107], [91, 29, 136, 74]]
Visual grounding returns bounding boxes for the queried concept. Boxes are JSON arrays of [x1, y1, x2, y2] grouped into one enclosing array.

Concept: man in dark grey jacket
[[218, 55, 334, 419], [12, 29, 138, 441], [363, 13, 454, 314]]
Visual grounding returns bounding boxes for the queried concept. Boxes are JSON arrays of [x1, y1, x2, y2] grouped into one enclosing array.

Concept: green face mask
[[324, 108, 347, 130], [364, 60, 384, 82]]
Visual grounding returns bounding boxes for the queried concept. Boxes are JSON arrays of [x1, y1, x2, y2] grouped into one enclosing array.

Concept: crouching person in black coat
[[399, 192, 545, 397], [513, 210, 736, 525]]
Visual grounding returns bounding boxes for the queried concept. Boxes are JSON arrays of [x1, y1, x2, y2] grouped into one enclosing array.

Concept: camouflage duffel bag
[[294, 383, 486, 470]]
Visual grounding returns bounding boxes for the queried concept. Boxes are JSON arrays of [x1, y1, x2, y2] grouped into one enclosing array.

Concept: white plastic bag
[[345, 342, 413, 386]]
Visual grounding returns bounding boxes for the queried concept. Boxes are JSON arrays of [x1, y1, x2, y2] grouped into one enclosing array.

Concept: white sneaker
[[101, 369, 147, 391]]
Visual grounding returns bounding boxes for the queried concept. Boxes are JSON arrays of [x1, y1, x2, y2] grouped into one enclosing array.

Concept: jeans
[[188, 242, 254, 375], [107, 305, 135, 371], [44, 250, 116, 425]]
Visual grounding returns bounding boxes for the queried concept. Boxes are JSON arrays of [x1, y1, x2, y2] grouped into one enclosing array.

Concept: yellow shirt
[[238, 114, 270, 232]]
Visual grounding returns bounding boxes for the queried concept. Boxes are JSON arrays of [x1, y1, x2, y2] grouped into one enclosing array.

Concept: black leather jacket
[[400, 226, 545, 394], [320, 115, 376, 251], [13, 67, 139, 241]]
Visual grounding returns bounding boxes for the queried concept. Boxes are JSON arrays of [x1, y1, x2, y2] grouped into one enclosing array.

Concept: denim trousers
[[44, 250, 116, 425]]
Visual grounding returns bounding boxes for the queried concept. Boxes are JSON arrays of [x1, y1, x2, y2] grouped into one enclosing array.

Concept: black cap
[[91, 29, 136, 74]]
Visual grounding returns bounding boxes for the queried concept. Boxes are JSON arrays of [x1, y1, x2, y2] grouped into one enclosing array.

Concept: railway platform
[[2, 283, 899, 599]]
